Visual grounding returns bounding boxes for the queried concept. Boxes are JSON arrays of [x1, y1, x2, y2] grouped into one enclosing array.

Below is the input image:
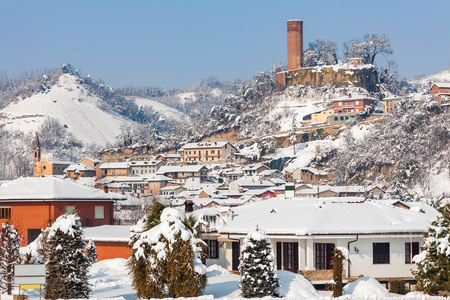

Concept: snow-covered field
[[0, 74, 129, 147], [5, 259, 448, 300]]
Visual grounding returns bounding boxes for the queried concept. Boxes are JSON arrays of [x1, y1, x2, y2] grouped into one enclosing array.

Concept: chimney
[[104, 185, 109, 193], [287, 20, 303, 71], [348, 93, 352, 98]]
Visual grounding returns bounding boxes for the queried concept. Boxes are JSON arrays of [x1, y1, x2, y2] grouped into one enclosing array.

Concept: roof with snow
[[99, 162, 130, 169], [0, 177, 126, 201], [432, 82, 450, 88], [83, 225, 132, 242], [198, 197, 439, 236], [233, 176, 275, 188], [157, 165, 207, 174], [332, 94, 377, 102], [179, 141, 235, 150], [129, 160, 164, 167], [64, 163, 95, 172]]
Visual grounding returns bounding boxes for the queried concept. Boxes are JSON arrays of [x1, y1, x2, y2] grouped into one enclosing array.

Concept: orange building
[[0, 177, 126, 245], [333, 94, 377, 113], [84, 225, 132, 261], [431, 83, 450, 104], [178, 142, 237, 163]]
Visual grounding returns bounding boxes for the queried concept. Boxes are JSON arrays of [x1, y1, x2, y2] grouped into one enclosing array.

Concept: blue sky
[[0, 0, 449, 89]]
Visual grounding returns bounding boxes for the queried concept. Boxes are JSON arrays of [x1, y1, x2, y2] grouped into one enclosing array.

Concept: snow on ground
[[410, 67, 450, 87], [178, 92, 197, 104], [131, 97, 190, 123], [6, 262, 446, 300], [0, 74, 130, 147]]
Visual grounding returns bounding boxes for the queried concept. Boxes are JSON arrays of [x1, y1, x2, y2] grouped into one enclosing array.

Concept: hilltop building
[[178, 141, 237, 163], [431, 82, 450, 104], [275, 20, 378, 92]]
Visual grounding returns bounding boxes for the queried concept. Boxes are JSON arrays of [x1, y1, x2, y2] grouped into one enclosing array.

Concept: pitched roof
[[99, 162, 130, 169], [212, 198, 438, 235], [432, 82, 450, 88], [180, 141, 234, 150], [64, 163, 95, 172], [0, 177, 126, 201], [157, 165, 206, 174]]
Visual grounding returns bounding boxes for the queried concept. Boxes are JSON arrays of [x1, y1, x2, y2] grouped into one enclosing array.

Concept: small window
[[95, 206, 105, 219], [1, 207, 11, 219], [334, 117, 338, 121], [211, 150, 215, 154], [355, 101, 359, 105], [405, 242, 420, 263], [373, 242, 390, 264], [204, 239, 219, 259], [28, 229, 42, 244], [65, 205, 76, 214]]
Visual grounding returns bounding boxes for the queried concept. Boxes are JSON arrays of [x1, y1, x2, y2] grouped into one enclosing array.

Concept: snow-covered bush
[[413, 204, 450, 294], [128, 207, 206, 298], [238, 227, 279, 298]]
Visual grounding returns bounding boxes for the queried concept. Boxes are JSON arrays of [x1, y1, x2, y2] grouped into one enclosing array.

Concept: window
[[315, 243, 335, 270], [194, 151, 196, 154], [218, 150, 221, 156], [276, 242, 298, 272], [211, 150, 215, 154], [338, 102, 342, 106], [405, 242, 420, 263], [334, 117, 338, 121], [355, 101, 359, 105], [205, 239, 219, 259], [1, 207, 11, 219], [65, 205, 76, 214], [95, 206, 105, 219], [373, 242, 390, 264], [28, 229, 41, 244]]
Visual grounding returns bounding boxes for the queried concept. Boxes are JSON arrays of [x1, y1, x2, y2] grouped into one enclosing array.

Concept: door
[[232, 241, 240, 271], [283, 242, 299, 273]]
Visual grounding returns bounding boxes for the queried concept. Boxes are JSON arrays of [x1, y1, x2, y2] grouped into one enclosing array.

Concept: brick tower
[[33, 133, 41, 176], [287, 20, 303, 71]]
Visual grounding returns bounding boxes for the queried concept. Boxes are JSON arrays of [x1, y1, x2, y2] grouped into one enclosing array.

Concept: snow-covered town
[[1, 2, 450, 300]]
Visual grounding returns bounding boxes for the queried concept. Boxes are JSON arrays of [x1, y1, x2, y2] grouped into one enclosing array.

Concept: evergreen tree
[[86, 239, 98, 265], [0, 223, 22, 295], [414, 204, 450, 294], [44, 213, 91, 300], [239, 227, 279, 298], [128, 207, 206, 298]]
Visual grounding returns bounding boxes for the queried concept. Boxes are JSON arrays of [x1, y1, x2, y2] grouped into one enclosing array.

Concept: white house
[[193, 197, 438, 286]]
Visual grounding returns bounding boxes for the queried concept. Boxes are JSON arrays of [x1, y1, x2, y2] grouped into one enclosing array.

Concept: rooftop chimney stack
[[287, 20, 303, 71]]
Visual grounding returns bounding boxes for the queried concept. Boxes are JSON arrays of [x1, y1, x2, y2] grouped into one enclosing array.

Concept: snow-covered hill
[[1, 74, 130, 147], [131, 97, 190, 122], [410, 67, 450, 89]]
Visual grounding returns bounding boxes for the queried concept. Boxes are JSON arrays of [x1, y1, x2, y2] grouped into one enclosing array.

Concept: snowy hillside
[[0, 74, 130, 147], [410, 67, 450, 89], [132, 96, 190, 122]]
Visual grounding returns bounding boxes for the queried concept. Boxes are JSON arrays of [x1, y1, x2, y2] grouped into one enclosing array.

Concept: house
[[156, 165, 208, 184], [223, 168, 244, 181], [296, 186, 339, 198], [129, 160, 165, 175], [257, 169, 283, 180], [431, 82, 450, 104], [78, 157, 103, 169], [178, 141, 238, 163], [300, 167, 329, 184], [380, 96, 399, 113], [194, 197, 438, 285], [333, 94, 378, 114], [99, 162, 130, 178], [0, 177, 126, 245], [302, 108, 334, 127], [64, 163, 97, 178], [32, 133, 73, 177], [160, 185, 187, 196], [242, 164, 269, 176], [228, 176, 275, 192], [155, 153, 181, 163]]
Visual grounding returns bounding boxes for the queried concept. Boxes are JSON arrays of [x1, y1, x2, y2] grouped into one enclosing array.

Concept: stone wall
[[279, 65, 378, 93]]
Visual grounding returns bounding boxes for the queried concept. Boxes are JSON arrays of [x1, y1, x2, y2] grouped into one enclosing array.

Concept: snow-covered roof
[[432, 82, 450, 88], [332, 94, 377, 102], [129, 160, 163, 167], [160, 185, 186, 191], [268, 178, 285, 185], [64, 163, 95, 172], [242, 164, 267, 171], [258, 169, 281, 176], [202, 197, 438, 236], [233, 176, 275, 188], [141, 173, 173, 182], [83, 225, 132, 242], [0, 177, 126, 201], [99, 162, 130, 169], [157, 165, 206, 174], [301, 167, 328, 176], [180, 141, 234, 150]]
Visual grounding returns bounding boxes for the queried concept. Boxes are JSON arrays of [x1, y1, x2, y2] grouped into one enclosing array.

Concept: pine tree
[[44, 213, 91, 300], [0, 223, 22, 295], [128, 207, 206, 298], [239, 227, 279, 298], [414, 204, 450, 294], [86, 239, 98, 265]]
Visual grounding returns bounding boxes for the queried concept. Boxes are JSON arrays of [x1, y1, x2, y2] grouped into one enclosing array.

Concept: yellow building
[[302, 108, 334, 126], [178, 142, 237, 163], [33, 134, 73, 177], [99, 162, 130, 177], [380, 97, 399, 113]]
